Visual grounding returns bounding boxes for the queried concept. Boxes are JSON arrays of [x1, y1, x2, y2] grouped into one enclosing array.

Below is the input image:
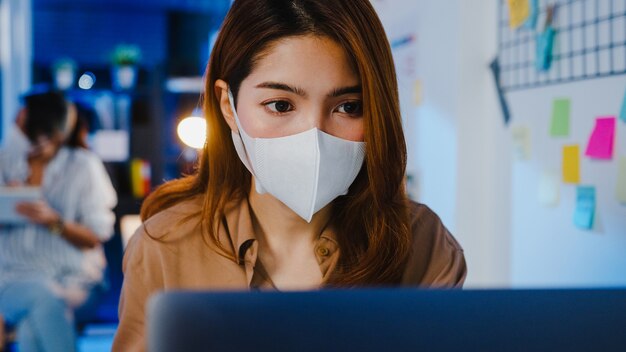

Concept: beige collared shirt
[[112, 196, 466, 351]]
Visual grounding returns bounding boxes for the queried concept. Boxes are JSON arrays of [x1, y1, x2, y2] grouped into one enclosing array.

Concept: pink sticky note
[[585, 117, 615, 160]]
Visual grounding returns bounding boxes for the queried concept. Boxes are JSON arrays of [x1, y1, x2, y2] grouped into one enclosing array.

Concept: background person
[[0, 91, 117, 352]]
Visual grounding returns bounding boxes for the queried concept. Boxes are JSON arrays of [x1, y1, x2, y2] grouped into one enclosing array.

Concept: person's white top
[[0, 131, 117, 293]]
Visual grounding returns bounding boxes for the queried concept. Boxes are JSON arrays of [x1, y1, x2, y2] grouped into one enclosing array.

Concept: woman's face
[[26, 104, 76, 161], [220, 35, 364, 142]]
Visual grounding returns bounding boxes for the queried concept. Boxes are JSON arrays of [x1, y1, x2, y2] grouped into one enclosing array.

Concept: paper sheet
[[563, 145, 580, 184], [91, 130, 129, 162], [0, 187, 42, 224], [413, 79, 422, 106], [574, 186, 595, 230], [511, 125, 531, 160], [550, 98, 570, 137], [538, 170, 560, 207], [508, 0, 530, 29], [585, 117, 615, 160]]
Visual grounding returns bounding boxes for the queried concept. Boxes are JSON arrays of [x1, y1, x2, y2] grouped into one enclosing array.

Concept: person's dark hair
[[66, 102, 96, 149], [142, 0, 411, 286], [23, 91, 69, 143]]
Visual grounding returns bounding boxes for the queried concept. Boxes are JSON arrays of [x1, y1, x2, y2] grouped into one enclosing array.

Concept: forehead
[[246, 35, 360, 89]]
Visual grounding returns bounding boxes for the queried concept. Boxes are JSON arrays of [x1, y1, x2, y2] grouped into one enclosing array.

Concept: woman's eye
[[265, 101, 293, 113], [336, 101, 363, 115]]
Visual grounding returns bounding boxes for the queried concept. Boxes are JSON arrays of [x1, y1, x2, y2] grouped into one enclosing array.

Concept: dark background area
[[30, 0, 231, 324]]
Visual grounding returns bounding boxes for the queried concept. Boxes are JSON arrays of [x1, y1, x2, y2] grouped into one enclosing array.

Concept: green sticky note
[[550, 98, 570, 137]]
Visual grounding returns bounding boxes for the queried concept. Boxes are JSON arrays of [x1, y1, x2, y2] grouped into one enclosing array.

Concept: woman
[[0, 91, 117, 352], [113, 0, 466, 350]]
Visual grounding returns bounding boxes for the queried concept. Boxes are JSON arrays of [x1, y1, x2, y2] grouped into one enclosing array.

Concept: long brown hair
[[142, 0, 411, 286]]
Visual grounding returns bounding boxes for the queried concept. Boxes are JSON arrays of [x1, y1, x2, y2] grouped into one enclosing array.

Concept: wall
[[412, 1, 461, 240], [509, 76, 626, 287], [380, 0, 626, 288], [373, 0, 461, 233], [454, 1, 512, 288], [33, 9, 168, 67], [0, 0, 32, 142], [374, 0, 511, 288]]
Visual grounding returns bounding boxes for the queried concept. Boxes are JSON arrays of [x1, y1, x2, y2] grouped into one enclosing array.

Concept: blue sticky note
[[536, 26, 555, 71], [524, 0, 539, 29], [574, 186, 595, 230], [619, 85, 626, 123]]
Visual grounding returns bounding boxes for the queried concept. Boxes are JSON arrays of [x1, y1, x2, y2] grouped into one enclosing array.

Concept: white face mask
[[228, 90, 366, 222]]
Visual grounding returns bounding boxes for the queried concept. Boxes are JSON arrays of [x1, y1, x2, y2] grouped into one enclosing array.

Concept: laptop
[[147, 288, 626, 352]]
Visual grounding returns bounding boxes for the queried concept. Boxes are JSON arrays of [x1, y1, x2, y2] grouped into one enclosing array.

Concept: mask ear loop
[[227, 88, 243, 133], [227, 88, 256, 175]]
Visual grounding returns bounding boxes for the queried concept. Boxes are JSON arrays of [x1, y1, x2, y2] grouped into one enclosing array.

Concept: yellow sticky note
[[563, 145, 580, 184], [617, 156, 626, 204], [508, 0, 530, 29]]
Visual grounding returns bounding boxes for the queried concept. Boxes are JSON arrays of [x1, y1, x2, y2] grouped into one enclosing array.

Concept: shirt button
[[316, 247, 330, 256]]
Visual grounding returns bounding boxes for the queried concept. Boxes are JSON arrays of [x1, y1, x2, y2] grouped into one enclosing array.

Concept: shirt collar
[[222, 197, 339, 286], [223, 197, 256, 265]]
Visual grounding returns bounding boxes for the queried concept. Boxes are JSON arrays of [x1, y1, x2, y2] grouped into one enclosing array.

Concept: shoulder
[[56, 148, 107, 178], [139, 195, 205, 242], [407, 201, 463, 251], [402, 201, 466, 287], [62, 147, 102, 166], [122, 196, 204, 282]]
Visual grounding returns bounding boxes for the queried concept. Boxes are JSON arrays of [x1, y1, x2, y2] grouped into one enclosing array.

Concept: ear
[[214, 79, 238, 133]]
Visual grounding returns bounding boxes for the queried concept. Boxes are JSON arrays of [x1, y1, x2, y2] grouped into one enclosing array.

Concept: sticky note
[[538, 170, 559, 207], [508, 0, 530, 29], [574, 186, 595, 230], [536, 27, 555, 71], [619, 85, 626, 123], [524, 0, 539, 29], [585, 117, 615, 160], [563, 145, 580, 184], [511, 125, 531, 160], [550, 98, 570, 137], [617, 156, 626, 204], [413, 79, 422, 106]]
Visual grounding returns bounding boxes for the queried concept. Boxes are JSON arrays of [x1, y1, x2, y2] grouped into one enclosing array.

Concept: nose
[[307, 109, 328, 133]]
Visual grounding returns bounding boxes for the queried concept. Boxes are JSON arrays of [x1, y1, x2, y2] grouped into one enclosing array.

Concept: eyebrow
[[255, 82, 307, 96], [255, 82, 362, 98], [328, 85, 362, 98]]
